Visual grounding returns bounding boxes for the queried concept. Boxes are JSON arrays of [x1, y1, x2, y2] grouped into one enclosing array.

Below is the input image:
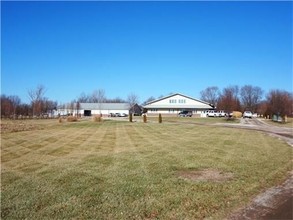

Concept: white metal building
[[143, 93, 214, 116], [55, 103, 130, 117]]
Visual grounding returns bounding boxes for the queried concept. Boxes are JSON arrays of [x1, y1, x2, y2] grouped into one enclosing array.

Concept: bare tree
[[142, 96, 156, 106], [92, 89, 106, 114], [240, 85, 263, 112], [28, 85, 46, 116], [106, 97, 126, 103], [9, 95, 21, 119], [200, 86, 220, 107], [266, 89, 292, 118], [76, 101, 81, 117], [77, 92, 90, 103], [69, 101, 75, 116], [127, 93, 139, 114], [217, 85, 241, 113], [1, 95, 12, 118]]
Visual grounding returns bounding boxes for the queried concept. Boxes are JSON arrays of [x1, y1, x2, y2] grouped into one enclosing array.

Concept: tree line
[[1, 85, 57, 119], [199, 85, 292, 117], [1, 86, 140, 119], [1, 84, 292, 119]]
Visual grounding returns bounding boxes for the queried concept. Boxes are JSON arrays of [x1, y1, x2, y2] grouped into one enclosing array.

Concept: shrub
[[93, 116, 102, 122], [143, 114, 147, 123], [67, 116, 78, 122], [58, 117, 63, 123], [129, 114, 133, 122], [158, 113, 162, 123], [232, 111, 242, 118]]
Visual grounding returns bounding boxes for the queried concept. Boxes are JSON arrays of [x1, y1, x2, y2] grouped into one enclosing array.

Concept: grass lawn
[[262, 117, 293, 128], [1, 119, 292, 219], [134, 116, 240, 124]]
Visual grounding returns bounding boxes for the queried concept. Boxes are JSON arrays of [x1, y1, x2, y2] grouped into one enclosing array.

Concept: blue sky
[[1, 1, 292, 104]]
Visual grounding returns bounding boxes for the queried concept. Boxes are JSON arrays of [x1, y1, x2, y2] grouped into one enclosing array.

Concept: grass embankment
[[1, 119, 292, 219]]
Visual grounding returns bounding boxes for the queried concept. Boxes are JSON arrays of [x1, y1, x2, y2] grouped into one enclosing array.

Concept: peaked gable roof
[[143, 93, 213, 109], [145, 93, 211, 105]]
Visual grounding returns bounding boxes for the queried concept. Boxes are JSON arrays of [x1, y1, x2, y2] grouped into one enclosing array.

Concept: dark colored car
[[178, 111, 192, 117]]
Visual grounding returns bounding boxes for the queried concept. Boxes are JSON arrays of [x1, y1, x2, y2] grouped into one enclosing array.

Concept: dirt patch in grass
[[176, 169, 234, 183], [0, 122, 43, 133], [228, 171, 293, 220]]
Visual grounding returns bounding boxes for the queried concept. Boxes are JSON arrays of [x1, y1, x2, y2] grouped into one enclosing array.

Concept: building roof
[[79, 103, 130, 110], [145, 93, 211, 105], [143, 93, 213, 109]]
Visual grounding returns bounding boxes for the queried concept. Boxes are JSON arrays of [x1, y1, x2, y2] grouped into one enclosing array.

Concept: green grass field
[[1, 118, 292, 219]]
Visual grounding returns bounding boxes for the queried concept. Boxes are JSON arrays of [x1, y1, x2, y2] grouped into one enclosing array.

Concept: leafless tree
[[106, 97, 126, 103], [200, 86, 220, 107], [1, 95, 13, 118], [240, 85, 263, 112], [127, 93, 139, 114], [142, 96, 156, 106], [92, 89, 106, 113], [91, 89, 105, 103], [77, 92, 90, 103], [76, 101, 81, 117], [266, 89, 292, 117], [28, 85, 46, 116], [217, 85, 241, 113], [9, 95, 21, 119], [69, 101, 75, 116]]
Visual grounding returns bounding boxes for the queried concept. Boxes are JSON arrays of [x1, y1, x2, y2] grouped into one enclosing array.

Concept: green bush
[[158, 113, 162, 123], [129, 114, 133, 122]]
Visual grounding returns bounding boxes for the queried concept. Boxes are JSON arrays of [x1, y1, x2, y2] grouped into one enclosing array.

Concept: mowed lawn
[[1, 119, 292, 219]]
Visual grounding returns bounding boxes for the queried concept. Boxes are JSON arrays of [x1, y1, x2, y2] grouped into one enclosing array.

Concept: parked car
[[178, 111, 192, 117], [243, 111, 253, 118], [206, 110, 219, 117], [115, 113, 122, 117], [120, 113, 128, 117], [218, 110, 228, 117]]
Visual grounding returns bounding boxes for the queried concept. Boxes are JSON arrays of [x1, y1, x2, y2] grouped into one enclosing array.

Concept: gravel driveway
[[216, 118, 293, 220], [216, 118, 293, 146]]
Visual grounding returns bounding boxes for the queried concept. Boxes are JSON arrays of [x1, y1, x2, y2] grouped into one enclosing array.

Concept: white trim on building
[[143, 93, 214, 116], [56, 103, 130, 117]]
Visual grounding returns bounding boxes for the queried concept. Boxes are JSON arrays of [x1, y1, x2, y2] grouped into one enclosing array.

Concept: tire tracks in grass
[[1, 122, 106, 206], [2, 122, 98, 173], [73, 122, 109, 155], [97, 123, 158, 212], [1, 125, 73, 163], [133, 123, 207, 166]]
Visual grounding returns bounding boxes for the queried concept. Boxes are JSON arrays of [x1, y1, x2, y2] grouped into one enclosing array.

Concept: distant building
[[143, 93, 214, 116], [129, 103, 143, 116], [56, 103, 130, 117]]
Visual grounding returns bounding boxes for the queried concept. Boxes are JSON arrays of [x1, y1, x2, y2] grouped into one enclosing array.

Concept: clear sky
[[1, 1, 292, 104]]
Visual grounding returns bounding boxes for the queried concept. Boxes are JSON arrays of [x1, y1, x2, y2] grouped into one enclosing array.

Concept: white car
[[218, 110, 228, 117], [206, 110, 219, 117], [243, 111, 253, 118]]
